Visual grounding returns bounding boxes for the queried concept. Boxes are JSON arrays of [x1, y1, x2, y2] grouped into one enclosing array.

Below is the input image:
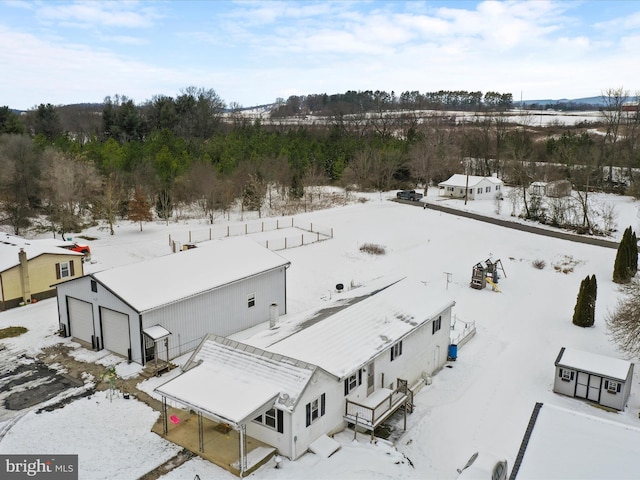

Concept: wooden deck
[[151, 407, 275, 477]]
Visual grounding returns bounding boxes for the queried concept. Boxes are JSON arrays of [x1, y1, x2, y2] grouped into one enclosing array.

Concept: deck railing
[[344, 386, 408, 428]]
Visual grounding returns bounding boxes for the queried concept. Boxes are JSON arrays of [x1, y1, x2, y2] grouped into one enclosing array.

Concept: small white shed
[[553, 347, 634, 411]]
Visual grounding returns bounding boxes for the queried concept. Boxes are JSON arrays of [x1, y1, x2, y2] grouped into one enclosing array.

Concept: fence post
[[317, 232, 320, 242], [311, 222, 313, 232], [227, 226, 229, 237], [189, 231, 192, 243], [266, 240, 269, 250], [302, 234, 304, 246], [277, 219, 279, 229], [169, 234, 172, 246], [291, 218, 294, 227], [285, 237, 287, 249], [262, 222, 264, 232], [245, 224, 248, 234], [209, 228, 212, 241], [331, 228, 334, 238]]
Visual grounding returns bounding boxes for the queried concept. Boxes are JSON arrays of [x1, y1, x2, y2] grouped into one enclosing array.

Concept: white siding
[[143, 267, 286, 361]]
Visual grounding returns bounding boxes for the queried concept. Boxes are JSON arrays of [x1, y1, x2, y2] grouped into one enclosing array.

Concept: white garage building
[[56, 237, 290, 365]]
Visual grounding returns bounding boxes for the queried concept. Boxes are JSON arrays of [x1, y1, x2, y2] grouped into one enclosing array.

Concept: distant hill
[[522, 96, 639, 107]]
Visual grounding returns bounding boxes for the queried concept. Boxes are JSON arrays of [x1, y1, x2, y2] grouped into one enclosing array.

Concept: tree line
[[0, 86, 638, 238]]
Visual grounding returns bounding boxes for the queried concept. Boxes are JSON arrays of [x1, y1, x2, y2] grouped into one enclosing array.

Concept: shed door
[[588, 375, 602, 402], [67, 297, 94, 345], [100, 307, 131, 358], [576, 371, 589, 398]]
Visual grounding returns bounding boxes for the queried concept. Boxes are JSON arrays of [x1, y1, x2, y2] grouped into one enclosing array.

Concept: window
[[604, 380, 621, 394], [460, 189, 465, 195], [254, 408, 284, 433], [559, 368, 574, 381], [486, 186, 491, 193], [305, 393, 326, 427], [344, 369, 363, 396], [247, 293, 255, 308], [390, 341, 403, 361], [55, 261, 75, 279], [432, 316, 442, 334], [91, 280, 98, 292], [496, 185, 501, 190], [477, 188, 482, 194]]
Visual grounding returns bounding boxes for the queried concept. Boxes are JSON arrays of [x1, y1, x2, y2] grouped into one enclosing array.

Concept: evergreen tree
[[628, 229, 638, 275], [573, 274, 596, 327], [613, 227, 633, 284]]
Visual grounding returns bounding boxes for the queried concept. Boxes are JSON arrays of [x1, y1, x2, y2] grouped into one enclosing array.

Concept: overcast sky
[[1, 0, 639, 110]]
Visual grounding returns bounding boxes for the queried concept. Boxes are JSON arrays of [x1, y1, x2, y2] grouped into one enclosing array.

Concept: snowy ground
[[1, 186, 640, 479]]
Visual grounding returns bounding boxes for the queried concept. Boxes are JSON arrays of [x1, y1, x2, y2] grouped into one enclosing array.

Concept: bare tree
[[606, 281, 640, 357], [128, 186, 153, 231], [600, 87, 628, 185]]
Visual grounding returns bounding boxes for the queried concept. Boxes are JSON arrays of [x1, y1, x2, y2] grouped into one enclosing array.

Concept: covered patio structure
[[154, 363, 279, 477]]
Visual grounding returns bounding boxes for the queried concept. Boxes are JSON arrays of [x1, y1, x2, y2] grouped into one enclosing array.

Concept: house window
[[247, 293, 255, 308], [91, 280, 97, 292], [55, 260, 75, 280], [254, 408, 284, 433], [486, 186, 491, 193], [460, 189, 465, 195], [305, 393, 326, 427], [390, 341, 403, 361], [432, 316, 442, 334], [344, 369, 363, 396], [559, 368, 574, 381], [604, 380, 621, 393], [496, 185, 501, 191], [477, 188, 482, 194]]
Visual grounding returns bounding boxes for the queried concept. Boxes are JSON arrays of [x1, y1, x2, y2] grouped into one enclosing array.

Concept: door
[[576, 371, 589, 398], [67, 297, 94, 346], [433, 345, 441, 370], [100, 307, 131, 359], [367, 362, 375, 396], [144, 335, 155, 362], [588, 375, 601, 402]]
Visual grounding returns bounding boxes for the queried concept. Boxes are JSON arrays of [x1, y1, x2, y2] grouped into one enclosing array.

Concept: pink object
[[169, 415, 180, 425]]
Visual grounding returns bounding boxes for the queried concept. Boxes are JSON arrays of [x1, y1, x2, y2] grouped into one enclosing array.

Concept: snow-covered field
[[1, 186, 640, 479]]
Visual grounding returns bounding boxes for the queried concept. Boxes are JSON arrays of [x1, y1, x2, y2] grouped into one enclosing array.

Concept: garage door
[[100, 307, 130, 359], [67, 297, 94, 346]]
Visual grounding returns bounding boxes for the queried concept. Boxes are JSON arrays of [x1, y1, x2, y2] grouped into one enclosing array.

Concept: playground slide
[[485, 277, 501, 292]]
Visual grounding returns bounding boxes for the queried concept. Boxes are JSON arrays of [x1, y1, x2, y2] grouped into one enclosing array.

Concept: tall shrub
[[614, 227, 633, 284], [573, 274, 597, 327]]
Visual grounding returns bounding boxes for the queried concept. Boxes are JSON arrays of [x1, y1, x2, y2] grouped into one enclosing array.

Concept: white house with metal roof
[[1, 233, 84, 310], [154, 278, 455, 473], [438, 174, 504, 200], [553, 347, 634, 411], [55, 237, 290, 365]]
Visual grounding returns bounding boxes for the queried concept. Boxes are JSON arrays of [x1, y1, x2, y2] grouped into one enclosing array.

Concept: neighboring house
[[510, 402, 640, 479], [438, 174, 504, 200], [155, 279, 455, 475], [553, 347, 634, 411], [56, 237, 290, 365], [0, 234, 84, 310]]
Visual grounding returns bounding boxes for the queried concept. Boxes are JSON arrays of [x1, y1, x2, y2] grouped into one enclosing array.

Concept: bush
[[359, 243, 386, 255], [532, 259, 546, 270]]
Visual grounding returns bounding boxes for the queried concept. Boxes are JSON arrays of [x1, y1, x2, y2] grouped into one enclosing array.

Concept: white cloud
[[35, 1, 162, 29]]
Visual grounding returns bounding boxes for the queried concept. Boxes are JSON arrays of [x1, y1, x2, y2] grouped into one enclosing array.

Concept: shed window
[[247, 293, 255, 308], [91, 280, 97, 292], [496, 185, 501, 190], [432, 316, 442, 335], [604, 380, 621, 394], [559, 368, 574, 381], [390, 341, 403, 361]]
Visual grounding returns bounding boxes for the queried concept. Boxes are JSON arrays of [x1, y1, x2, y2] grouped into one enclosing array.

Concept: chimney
[[18, 248, 31, 304], [269, 303, 279, 329]]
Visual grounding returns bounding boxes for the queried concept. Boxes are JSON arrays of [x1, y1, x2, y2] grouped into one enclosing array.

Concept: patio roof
[[155, 362, 280, 427]]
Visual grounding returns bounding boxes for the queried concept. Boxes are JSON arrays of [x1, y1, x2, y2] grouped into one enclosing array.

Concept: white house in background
[[553, 347, 634, 411], [1, 234, 84, 310], [438, 174, 504, 200], [510, 402, 640, 479], [155, 279, 455, 475], [56, 237, 290, 365]]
